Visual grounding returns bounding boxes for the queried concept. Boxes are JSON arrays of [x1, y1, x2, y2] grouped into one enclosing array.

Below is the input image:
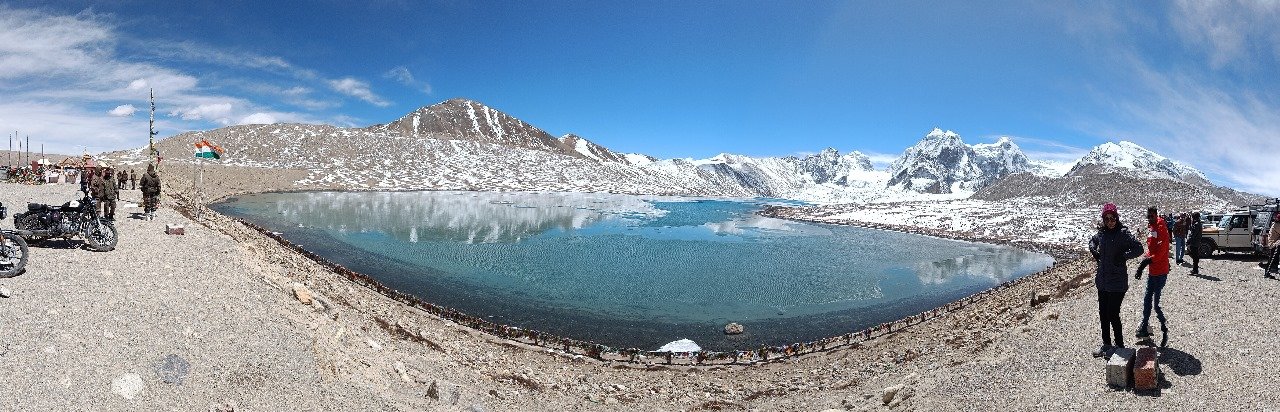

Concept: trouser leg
[[1141, 278, 1155, 329], [1151, 276, 1167, 327], [1098, 290, 1125, 347], [1097, 290, 1111, 346]]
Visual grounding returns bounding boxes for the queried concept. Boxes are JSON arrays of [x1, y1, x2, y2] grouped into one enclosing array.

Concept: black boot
[[1160, 324, 1169, 348]]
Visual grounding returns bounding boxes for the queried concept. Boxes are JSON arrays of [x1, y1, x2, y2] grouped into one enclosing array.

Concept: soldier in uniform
[[100, 168, 118, 220], [129, 169, 137, 190], [140, 163, 161, 221], [117, 167, 128, 189]]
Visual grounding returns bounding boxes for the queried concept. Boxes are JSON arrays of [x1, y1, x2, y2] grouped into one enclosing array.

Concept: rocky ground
[[2, 169, 1278, 411]]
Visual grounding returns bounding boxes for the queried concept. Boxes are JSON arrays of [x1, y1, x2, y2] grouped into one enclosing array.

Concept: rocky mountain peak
[[1069, 141, 1208, 183], [374, 98, 578, 157], [888, 129, 1030, 194]]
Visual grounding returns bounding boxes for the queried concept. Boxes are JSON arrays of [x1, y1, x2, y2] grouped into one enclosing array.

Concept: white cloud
[[0, 6, 341, 154], [108, 104, 137, 117], [384, 66, 433, 94], [1169, 0, 1280, 69], [329, 77, 391, 107], [239, 112, 277, 125], [170, 103, 233, 123]]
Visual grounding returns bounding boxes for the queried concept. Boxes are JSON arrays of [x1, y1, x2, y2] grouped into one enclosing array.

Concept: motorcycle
[[11, 192, 117, 252], [0, 202, 31, 278]]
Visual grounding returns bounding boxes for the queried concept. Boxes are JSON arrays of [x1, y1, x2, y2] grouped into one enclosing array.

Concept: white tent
[[656, 338, 701, 352]]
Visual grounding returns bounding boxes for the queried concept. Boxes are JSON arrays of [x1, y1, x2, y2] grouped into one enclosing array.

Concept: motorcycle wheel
[[0, 231, 29, 278], [83, 218, 117, 252]]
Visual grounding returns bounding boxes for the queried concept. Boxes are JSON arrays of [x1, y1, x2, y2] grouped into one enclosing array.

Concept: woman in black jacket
[[1088, 203, 1144, 358]]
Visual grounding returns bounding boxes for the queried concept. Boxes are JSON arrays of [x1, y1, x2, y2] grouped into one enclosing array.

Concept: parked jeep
[[1198, 199, 1280, 257]]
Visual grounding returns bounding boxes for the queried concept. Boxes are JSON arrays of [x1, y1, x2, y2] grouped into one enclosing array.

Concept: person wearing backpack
[[1088, 203, 1144, 358]]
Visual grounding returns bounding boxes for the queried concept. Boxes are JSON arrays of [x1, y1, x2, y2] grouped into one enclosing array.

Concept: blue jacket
[[1089, 224, 1144, 293]]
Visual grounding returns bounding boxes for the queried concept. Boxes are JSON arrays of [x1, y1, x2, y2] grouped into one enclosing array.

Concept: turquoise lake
[[211, 191, 1053, 351]]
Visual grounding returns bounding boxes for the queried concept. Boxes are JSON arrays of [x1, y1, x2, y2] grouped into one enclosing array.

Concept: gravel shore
[[3, 171, 1277, 411]]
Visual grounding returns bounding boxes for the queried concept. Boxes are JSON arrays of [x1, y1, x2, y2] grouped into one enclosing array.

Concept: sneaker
[[1092, 345, 1113, 358], [1136, 326, 1152, 339]]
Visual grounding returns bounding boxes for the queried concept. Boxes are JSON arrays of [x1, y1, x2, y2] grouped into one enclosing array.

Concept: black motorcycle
[[12, 192, 117, 252], [0, 202, 31, 278]]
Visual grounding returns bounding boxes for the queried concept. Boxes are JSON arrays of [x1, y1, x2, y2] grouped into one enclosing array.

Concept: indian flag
[[194, 140, 225, 160]]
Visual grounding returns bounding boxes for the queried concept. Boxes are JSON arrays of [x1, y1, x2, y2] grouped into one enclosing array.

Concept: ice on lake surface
[[213, 191, 1053, 350]]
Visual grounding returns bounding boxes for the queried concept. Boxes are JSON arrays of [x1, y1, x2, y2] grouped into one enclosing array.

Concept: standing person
[[100, 168, 118, 220], [1135, 206, 1171, 347], [140, 163, 161, 221], [1088, 203, 1144, 358], [117, 167, 127, 189], [1188, 212, 1204, 275], [79, 167, 93, 195], [1261, 211, 1280, 278], [1173, 212, 1189, 265], [89, 168, 108, 217], [129, 169, 137, 190]]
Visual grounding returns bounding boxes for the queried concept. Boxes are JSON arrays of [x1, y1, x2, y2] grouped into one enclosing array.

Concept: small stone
[[0, 286, 10, 298], [723, 322, 744, 335], [292, 283, 313, 305], [111, 373, 145, 400], [366, 339, 382, 350], [604, 397, 620, 405], [881, 384, 903, 405]]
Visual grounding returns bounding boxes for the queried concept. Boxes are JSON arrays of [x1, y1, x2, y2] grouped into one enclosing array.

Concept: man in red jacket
[[1135, 206, 1171, 347]]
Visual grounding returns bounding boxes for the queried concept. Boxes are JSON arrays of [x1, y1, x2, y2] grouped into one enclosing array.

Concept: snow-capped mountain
[[1067, 141, 1209, 184], [371, 98, 579, 157], [887, 129, 1030, 194]]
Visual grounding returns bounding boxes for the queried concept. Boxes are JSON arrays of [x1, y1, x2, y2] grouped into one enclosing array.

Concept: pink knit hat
[[1101, 203, 1119, 219]]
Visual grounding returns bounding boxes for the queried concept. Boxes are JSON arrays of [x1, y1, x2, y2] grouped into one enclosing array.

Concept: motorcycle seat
[[27, 203, 47, 211]]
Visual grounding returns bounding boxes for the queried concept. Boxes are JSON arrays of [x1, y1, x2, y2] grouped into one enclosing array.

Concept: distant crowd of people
[[80, 164, 162, 221], [1088, 203, 1280, 359]]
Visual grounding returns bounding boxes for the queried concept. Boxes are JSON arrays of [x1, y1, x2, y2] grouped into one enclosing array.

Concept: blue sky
[[1, 1, 1277, 195]]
